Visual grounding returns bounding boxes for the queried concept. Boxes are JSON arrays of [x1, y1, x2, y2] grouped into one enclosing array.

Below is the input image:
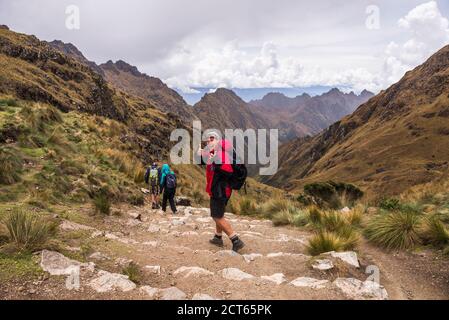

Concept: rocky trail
[[1, 205, 448, 300]]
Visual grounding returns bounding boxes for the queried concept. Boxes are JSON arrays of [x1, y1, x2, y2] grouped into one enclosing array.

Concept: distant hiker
[[145, 162, 161, 209], [196, 131, 245, 252], [160, 164, 177, 214]]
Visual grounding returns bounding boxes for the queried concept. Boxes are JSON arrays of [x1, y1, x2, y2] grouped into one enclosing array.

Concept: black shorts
[[210, 197, 228, 219], [150, 184, 159, 196]]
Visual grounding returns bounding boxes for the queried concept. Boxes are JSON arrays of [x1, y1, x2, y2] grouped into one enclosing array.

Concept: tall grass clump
[[259, 198, 293, 219], [100, 148, 144, 182], [93, 192, 111, 215], [122, 262, 142, 284], [364, 211, 422, 250], [3, 209, 51, 251], [20, 103, 62, 132], [0, 147, 22, 185], [420, 216, 449, 247], [239, 198, 258, 216]]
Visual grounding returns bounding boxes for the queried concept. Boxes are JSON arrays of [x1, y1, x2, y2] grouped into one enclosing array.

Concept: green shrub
[[3, 209, 51, 251], [304, 181, 363, 209], [379, 198, 401, 211], [364, 211, 422, 250]]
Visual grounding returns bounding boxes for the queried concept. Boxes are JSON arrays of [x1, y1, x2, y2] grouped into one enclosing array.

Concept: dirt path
[[1, 205, 448, 300]]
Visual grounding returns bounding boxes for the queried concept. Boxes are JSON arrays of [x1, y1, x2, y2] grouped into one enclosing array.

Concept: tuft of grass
[[307, 206, 322, 225], [239, 198, 258, 216], [20, 103, 62, 132], [306, 231, 344, 256], [122, 262, 142, 284], [420, 216, 449, 247], [291, 210, 310, 227], [364, 211, 422, 250], [0, 147, 22, 185], [93, 192, 111, 215], [272, 209, 293, 226], [3, 209, 51, 251], [259, 198, 293, 219], [99, 148, 144, 182]]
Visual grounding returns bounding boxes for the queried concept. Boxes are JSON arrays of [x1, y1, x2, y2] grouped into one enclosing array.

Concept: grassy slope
[[263, 45, 449, 199]]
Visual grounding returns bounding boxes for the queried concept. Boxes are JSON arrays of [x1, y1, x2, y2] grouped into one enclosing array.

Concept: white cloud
[[384, 1, 449, 83], [164, 1, 449, 94]]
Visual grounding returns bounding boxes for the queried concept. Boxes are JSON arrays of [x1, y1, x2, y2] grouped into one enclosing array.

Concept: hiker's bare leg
[[215, 222, 223, 235], [213, 217, 234, 237]]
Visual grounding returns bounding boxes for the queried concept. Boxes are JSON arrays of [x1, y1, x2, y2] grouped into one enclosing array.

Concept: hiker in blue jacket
[[160, 164, 177, 214]]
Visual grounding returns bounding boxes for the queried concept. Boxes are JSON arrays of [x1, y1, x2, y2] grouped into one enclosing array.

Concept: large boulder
[[173, 266, 214, 278], [220, 268, 255, 281], [40, 250, 94, 276], [333, 278, 388, 300], [89, 270, 136, 293], [290, 277, 329, 289], [324, 251, 360, 268]]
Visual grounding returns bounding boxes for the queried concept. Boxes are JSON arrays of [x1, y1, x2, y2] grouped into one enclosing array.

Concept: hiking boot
[[232, 238, 245, 252], [209, 236, 224, 247]]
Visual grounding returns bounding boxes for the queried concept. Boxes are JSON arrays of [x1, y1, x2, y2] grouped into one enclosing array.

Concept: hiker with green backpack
[[160, 164, 177, 214], [144, 162, 161, 209], [196, 131, 247, 252]]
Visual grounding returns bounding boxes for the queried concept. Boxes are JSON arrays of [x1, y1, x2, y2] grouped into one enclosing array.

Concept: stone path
[[36, 206, 389, 300]]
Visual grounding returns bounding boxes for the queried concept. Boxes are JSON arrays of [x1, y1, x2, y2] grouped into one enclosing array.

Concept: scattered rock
[[242, 253, 263, 263], [214, 250, 241, 258], [147, 225, 161, 233], [340, 207, 351, 213], [333, 278, 388, 300], [171, 219, 186, 226], [220, 268, 255, 281], [175, 196, 192, 207], [174, 266, 214, 278], [140, 286, 159, 298], [59, 220, 94, 231], [142, 241, 158, 247], [159, 287, 187, 300], [196, 217, 211, 223], [192, 293, 218, 300], [290, 277, 329, 289], [128, 211, 142, 220], [261, 273, 287, 285], [366, 207, 378, 215], [89, 252, 110, 261], [115, 258, 133, 267], [324, 251, 360, 268], [89, 271, 136, 293], [312, 259, 334, 271], [40, 250, 94, 276], [181, 231, 199, 237], [145, 265, 161, 275], [141, 188, 150, 194]]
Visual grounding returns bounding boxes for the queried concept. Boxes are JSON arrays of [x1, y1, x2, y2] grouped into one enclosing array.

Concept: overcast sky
[[1, 0, 448, 93]]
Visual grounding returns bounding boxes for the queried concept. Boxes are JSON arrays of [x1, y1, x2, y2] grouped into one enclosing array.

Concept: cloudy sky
[[1, 0, 449, 94]]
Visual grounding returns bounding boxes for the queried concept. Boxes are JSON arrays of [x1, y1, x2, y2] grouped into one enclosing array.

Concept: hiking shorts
[[150, 184, 159, 196], [210, 197, 228, 219]]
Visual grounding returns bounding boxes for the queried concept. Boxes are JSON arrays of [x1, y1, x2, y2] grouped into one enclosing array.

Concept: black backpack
[[166, 173, 177, 189], [228, 148, 247, 191]]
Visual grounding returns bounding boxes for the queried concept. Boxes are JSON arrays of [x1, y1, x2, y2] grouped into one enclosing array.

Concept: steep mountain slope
[[47, 40, 105, 76], [0, 28, 185, 163], [250, 89, 374, 140], [193, 88, 270, 133], [99, 60, 194, 122], [48, 40, 194, 122], [263, 45, 449, 198]]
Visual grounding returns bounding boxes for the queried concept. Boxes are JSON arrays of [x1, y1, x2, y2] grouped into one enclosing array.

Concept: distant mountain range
[[262, 44, 449, 197], [177, 86, 343, 105], [193, 87, 373, 142]]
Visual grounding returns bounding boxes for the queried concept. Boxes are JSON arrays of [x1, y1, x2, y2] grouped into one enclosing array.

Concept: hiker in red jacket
[[196, 131, 245, 252]]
